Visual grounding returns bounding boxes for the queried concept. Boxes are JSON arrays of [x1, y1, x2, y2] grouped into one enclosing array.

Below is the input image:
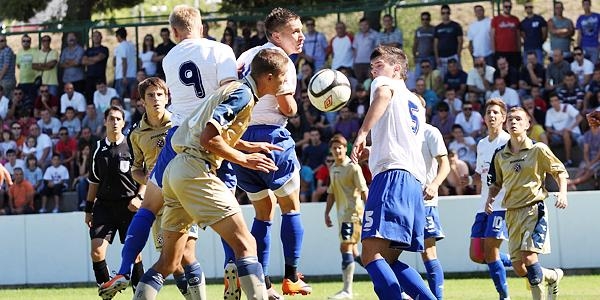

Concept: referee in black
[[84, 105, 144, 298]]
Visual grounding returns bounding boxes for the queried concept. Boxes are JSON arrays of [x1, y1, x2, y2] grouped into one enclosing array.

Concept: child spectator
[[39, 153, 69, 213], [74, 144, 90, 210], [0, 130, 17, 162], [22, 136, 37, 158], [3, 149, 25, 177], [23, 155, 43, 198], [62, 106, 82, 138], [441, 150, 470, 195], [448, 124, 477, 170]]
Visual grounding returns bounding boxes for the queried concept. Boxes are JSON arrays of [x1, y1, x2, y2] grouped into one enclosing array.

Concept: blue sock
[[525, 262, 543, 286], [342, 252, 354, 270], [184, 261, 204, 287], [500, 252, 512, 267], [118, 208, 155, 276], [487, 260, 509, 298], [173, 272, 188, 295], [236, 256, 265, 280], [139, 268, 164, 292], [281, 213, 304, 267], [390, 260, 436, 300], [221, 238, 236, 268], [251, 219, 272, 275], [365, 259, 403, 300], [424, 259, 444, 300]]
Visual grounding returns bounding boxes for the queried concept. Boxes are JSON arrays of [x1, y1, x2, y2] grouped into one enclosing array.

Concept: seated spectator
[[55, 127, 77, 177], [33, 84, 60, 118], [334, 106, 360, 141], [39, 153, 69, 213], [300, 93, 331, 137], [0, 130, 17, 162], [545, 49, 571, 93], [61, 107, 81, 138], [286, 114, 310, 155], [448, 124, 477, 169], [22, 136, 37, 158], [302, 127, 330, 171], [568, 111, 600, 189], [82, 105, 104, 137], [488, 77, 520, 108], [0, 86, 10, 120], [493, 56, 519, 89], [440, 149, 470, 195], [299, 157, 315, 203], [519, 51, 545, 95], [130, 98, 145, 127], [311, 154, 333, 202], [28, 124, 52, 169], [528, 123, 549, 145], [522, 96, 545, 126], [431, 101, 455, 144], [346, 85, 370, 121], [414, 78, 439, 119], [530, 86, 547, 112], [443, 58, 468, 98], [130, 69, 147, 104], [10, 121, 27, 152], [7, 167, 35, 215], [557, 71, 585, 110], [420, 59, 445, 97], [23, 155, 43, 197], [93, 80, 118, 115], [443, 88, 463, 115], [545, 93, 583, 167], [37, 108, 61, 139], [454, 101, 484, 141], [59, 82, 86, 119], [4, 149, 25, 177], [467, 56, 495, 101], [570, 47, 594, 87], [584, 68, 600, 113], [110, 97, 131, 131], [78, 126, 99, 152], [8, 87, 33, 121], [73, 144, 90, 210]]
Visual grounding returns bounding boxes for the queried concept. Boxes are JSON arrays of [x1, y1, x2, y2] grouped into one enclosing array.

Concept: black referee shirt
[[89, 136, 138, 202]]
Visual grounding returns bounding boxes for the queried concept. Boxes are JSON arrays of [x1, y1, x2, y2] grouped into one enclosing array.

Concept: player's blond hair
[[370, 45, 409, 80], [508, 106, 531, 123], [329, 133, 348, 147], [485, 98, 507, 115], [169, 5, 202, 34]]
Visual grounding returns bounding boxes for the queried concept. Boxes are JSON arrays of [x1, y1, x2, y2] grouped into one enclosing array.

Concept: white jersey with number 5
[[163, 38, 237, 126], [368, 76, 426, 184], [476, 131, 510, 212], [237, 42, 297, 126]]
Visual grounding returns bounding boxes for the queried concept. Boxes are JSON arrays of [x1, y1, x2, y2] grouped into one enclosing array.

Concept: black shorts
[[89, 200, 135, 244], [43, 184, 64, 197]]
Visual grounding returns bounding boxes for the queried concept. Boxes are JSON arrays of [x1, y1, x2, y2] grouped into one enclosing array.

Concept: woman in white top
[[138, 34, 157, 76]]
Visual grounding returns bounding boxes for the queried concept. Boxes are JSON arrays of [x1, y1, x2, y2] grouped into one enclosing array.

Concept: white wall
[[1, 191, 598, 285]]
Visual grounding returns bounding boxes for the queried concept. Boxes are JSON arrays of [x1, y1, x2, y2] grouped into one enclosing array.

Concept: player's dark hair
[[370, 45, 409, 80], [265, 7, 299, 39], [329, 134, 348, 147], [250, 48, 288, 79], [138, 77, 168, 101], [104, 105, 125, 120]]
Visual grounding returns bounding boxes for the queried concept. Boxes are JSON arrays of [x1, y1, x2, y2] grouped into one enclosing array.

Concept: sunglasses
[[22, 40, 31, 43], [525, 6, 533, 9], [504, 5, 512, 8], [11, 127, 21, 130], [463, 107, 473, 111], [14, 92, 22, 95], [326, 160, 334, 163], [441, 11, 450, 15]]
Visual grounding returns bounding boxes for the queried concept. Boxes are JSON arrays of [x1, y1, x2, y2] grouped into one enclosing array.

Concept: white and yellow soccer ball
[[307, 69, 352, 112]]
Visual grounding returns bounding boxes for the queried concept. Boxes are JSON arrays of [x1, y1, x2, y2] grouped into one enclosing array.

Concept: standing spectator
[[329, 22, 354, 71], [4, 149, 25, 177], [113, 27, 137, 99], [23, 155, 43, 200], [454, 101, 484, 141], [37, 108, 61, 138], [352, 18, 379, 83], [491, 0, 521, 69], [467, 56, 495, 101], [32, 35, 59, 97], [82, 31, 109, 102], [520, 2, 548, 65], [493, 56, 519, 89], [8, 167, 34, 215], [377, 14, 403, 48], [548, 1, 575, 59], [413, 12, 436, 78], [55, 126, 77, 177], [301, 17, 328, 71], [39, 153, 69, 213], [33, 84, 59, 118], [221, 28, 238, 54], [0, 34, 16, 98], [60, 82, 86, 117], [545, 93, 583, 167], [519, 51, 545, 95], [74, 144, 90, 209], [16, 34, 38, 102], [82, 105, 104, 137], [444, 58, 468, 98], [62, 107, 82, 138], [489, 77, 520, 108], [59, 32, 85, 93], [93, 80, 118, 114], [576, 0, 600, 65], [28, 124, 52, 168], [570, 47, 594, 87], [0, 86, 9, 120], [129, 70, 147, 104], [467, 5, 493, 66], [8, 87, 33, 121], [434, 4, 463, 77], [557, 71, 585, 109], [546, 49, 572, 93], [138, 34, 157, 77], [249, 20, 268, 49], [153, 28, 176, 80], [201, 21, 216, 41]]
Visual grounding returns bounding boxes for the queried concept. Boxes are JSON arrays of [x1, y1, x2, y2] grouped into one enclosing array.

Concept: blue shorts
[[362, 169, 425, 252], [424, 206, 445, 240], [149, 126, 237, 189], [232, 125, 299, 193], [470, 211, 508, 240]]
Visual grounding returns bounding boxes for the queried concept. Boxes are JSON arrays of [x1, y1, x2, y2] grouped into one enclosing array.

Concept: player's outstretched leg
[[280, 212, 311, 296]]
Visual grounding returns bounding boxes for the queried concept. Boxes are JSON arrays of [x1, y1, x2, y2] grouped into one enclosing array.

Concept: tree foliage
[[0, 0, 143, 22], [1, 0, 52, 22]]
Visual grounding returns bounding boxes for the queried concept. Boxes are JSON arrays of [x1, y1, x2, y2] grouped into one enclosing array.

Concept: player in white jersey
[[419, 121, 450, 300], [351, 45, 435, 300], [99, 5, 238, 299], [469, 98, 512, 300], [231, 8, 311, 298]]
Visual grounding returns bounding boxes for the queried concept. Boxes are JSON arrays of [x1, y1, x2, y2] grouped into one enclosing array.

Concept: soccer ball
[[308, 69, 352, 112]]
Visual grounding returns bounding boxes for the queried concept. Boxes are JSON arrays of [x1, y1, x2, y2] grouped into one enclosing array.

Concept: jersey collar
[[140, 111, 172, 130], [503, 137, 534, 154], [105, 135, 125, 146], [243, 76, 260, 103]]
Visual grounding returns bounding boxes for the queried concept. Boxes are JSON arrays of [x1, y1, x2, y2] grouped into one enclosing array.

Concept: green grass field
[[1, 275, 599, 299]]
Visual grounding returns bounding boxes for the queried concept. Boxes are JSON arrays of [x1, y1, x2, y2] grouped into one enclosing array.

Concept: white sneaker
[[38, 208, 46, 213], [328, 290, 352, 299], [548, 268, 564, 300], [224, 261, 241, 300], [51, 207, 59, 213]]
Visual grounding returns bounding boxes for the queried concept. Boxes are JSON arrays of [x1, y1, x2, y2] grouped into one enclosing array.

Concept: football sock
[[236, 256, 267, 299], [251, 218, 272, 275], [265, 275, 272, 289], [390, 260, 437, 300], [342, 260, 355, 294], [284, 264, 298, 281], [281, 212, 304, 280], [118, 208, 155, 276], [365, 258, 403, 300], [184, 261, 206, 300], [487, 259, 509, 298], [526, 262, 543, 286], [342, 252, 354, 269], [173, 272, 189, 295], [92, 260, 110, 285], [500, 252, 512, 267], [424, 259, 444, 299], [134, 268, 164, 299], [221, 238, 236, 267], [131, 261, 144, 292]]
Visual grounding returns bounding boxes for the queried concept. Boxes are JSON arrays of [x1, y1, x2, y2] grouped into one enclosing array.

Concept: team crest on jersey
[[156, 138, 165, 148], [120, 160, 130, 173], [513, 163, 521, 173]]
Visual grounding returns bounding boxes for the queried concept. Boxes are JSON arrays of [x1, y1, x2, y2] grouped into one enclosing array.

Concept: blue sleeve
[[211, 86, 252, 127]]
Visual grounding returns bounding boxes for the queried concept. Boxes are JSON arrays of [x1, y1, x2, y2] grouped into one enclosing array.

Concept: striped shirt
[[0, 46, 16, 82]]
